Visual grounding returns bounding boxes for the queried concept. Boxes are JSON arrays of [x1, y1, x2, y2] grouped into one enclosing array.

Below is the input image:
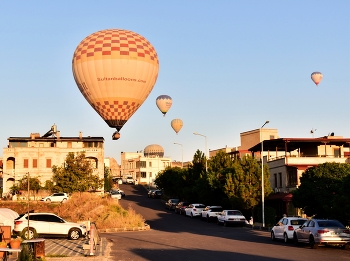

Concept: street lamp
[[173, 142, 183, 168], [260, 120, 269, 228], [193, 132, 208, 172]]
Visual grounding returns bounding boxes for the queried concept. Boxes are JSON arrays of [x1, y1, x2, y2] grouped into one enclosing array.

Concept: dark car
[[148, 190, 156, 198], [175, 202, 190, 214], [165, 199, 180, 210], [151, 190, 163, 199]]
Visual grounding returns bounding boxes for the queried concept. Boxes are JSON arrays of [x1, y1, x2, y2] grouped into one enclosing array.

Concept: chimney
[[79, 131, 82, 139], [56, 131, 60, 139]]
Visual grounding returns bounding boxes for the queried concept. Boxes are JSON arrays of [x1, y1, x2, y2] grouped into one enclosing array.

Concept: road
[[102, 184, 350, 261]]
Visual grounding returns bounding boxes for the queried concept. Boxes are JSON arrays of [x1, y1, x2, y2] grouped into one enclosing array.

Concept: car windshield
[[291, 220, 306, 226], [210, 208, 223, 212], [227, 210, 243, 215], [317, 220, 344, 228], [195, 205, 206, 208]]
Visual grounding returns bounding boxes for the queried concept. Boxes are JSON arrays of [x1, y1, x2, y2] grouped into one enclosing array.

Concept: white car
[[109, 190, 122, 200], [201, 206, 223, 222], [271, 216, 307, 243], [41, 193, 69, 203], [14, 213, 87, 240], [217, 210, 246, 227], [185, 204, 206, 218]]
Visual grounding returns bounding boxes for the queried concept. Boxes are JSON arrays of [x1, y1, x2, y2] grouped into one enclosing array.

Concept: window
[[24, 159, 29, 168], [141, 172, 146, 178], [67, 142, 72, 148], [278, 173, 282, 188], [274, 174, 277, 188], [46, 159, 52, 168], [287, 167, 297, 186], [149, 172, 152, 177], [33, 159, 38, 168], [149, 162, 152, 167]]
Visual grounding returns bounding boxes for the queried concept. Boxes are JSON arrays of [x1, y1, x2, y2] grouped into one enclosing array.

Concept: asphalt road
[[102, 184, 350, 261]]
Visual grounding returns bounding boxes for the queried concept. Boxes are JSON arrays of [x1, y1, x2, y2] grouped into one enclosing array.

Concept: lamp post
[[174, 142, 183, 168], [193, 132, 208, 172], [260, 120, 269, 228]]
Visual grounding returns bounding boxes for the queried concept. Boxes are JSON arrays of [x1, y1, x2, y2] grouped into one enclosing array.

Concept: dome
[[144, 144, 164, 157]]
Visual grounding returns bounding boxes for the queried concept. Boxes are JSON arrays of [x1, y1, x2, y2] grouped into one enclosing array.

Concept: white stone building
[[120, 144, 172, 186], [1, 125, 104, 195]]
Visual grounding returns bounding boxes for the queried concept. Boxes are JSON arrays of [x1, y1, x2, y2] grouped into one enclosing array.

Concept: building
[[120, 144, 172, 186], [248, 135, 350, 217], [1, 125, 104, 195]]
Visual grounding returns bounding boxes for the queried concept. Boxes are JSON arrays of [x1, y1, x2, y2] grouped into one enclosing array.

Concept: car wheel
[[191, 213, 194, 218], [68, 228, 81, 240], [283, 233, 289, 243], [22, 227, 36, 240], [206, 215, 210, 223], [293, 233, 299, 246], [309, 236, 318, 249], [46, 198, 51, 202], [271, 231, 276, 241], [343, 243, 350, 250]]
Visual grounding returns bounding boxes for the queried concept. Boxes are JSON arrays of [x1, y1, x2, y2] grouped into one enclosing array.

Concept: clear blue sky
[[0, 1, 349, 163]]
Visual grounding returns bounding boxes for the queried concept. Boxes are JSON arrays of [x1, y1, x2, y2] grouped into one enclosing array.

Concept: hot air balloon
[[171, 119, 183, 134], [156, 95, 172, 116], [72, 29, 159, 140], [311, 72, 323, 86]]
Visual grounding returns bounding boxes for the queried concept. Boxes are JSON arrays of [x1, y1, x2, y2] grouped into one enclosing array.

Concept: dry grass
[[0, 192, 145, 229]]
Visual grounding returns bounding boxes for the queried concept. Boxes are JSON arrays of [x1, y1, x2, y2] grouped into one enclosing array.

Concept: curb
[[98, 223, 151, 233]]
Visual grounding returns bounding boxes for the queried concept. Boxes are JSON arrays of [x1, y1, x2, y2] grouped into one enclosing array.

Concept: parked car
[[109, 190, 122, 199], [201, 206, 223, 222], [115, 188, 125, 197], [151, 190, 163, 199], [147, 190, 156, 198], [165, 199, 180, 210], [271, 216, 307, 243], [293, 219, 350, 249], [14, 213, 87, 240], [185, 203, 206, 218], [175, 202, 190, 214], [41, 193, 69, 203], [217, 210, 246, 227], [126, 177, 134, 184]]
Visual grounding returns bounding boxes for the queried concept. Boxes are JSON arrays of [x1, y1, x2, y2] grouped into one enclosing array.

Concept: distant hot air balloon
[[156, 95, 172, 116], [311, 72, 323, 86], [171, 119, 183, 134], [72, 29, 159, 140]]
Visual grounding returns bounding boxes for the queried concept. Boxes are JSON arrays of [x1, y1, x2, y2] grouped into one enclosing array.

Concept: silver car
[[293, 219, 350, 249]]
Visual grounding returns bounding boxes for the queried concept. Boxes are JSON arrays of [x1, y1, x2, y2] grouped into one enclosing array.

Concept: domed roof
[[144, 144, 164, 157]]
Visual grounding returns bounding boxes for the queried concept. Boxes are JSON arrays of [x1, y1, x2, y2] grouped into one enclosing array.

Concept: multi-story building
[[1, 125, 104, 195], [120, 144, 172, 186]]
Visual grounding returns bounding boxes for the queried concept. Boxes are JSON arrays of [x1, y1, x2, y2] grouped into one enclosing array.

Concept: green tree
[[13, 175, 42, 199], [104, 166, 113, 192], [51, 152, 103, 193], [155, 167, 186, 199], [292, 162, 350, 224]]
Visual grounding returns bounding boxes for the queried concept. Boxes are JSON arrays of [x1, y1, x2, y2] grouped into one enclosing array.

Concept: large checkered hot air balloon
[[156, 95, 172, 116], [311, 72, 323, 86], [72, 29, 159, 140]]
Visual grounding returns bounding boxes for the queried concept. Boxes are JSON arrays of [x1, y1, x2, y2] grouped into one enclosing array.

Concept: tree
[[11, 174, 42, 199], [104, 166, 113, 192], [51, 152, 103, 193], [154, 167, 186, 199], [292, 162, 350, 224]]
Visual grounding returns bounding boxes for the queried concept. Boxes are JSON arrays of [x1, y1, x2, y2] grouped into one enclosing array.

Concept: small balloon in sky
[[72, 29, 159, 140], [311, 72, 323, 86], [156, 95, 172, 116], [171, 119, 183, 134]]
